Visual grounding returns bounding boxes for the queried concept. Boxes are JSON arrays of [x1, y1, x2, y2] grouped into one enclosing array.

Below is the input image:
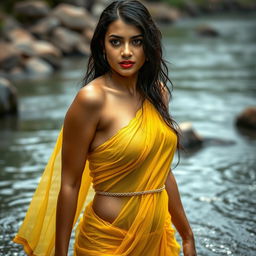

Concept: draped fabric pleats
[[13, 99, 181, 255]]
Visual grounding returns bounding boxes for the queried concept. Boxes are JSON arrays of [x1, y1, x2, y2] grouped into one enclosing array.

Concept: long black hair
[[83, 0, 182, 163]]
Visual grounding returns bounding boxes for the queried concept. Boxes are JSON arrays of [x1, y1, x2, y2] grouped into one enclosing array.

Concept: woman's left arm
[[165, 170, 197, 256]]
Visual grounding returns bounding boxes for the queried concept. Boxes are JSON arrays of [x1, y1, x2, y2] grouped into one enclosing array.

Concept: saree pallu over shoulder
[[13, 128, 93, 256], [13, 99, 181, 256]]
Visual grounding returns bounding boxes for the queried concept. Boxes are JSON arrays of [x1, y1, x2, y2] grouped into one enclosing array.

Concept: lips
[[119, 61, 135, 69]]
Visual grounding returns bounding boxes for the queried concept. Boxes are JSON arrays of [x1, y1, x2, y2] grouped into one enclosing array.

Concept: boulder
[[24, 57, 53, 77], [52, 3, 96, 31], [6, 28, 35, 44], [30, 16, 60, 39], [179, 122, 203, 150], [143, 2, 182, 23], [0, 42, 21, 71], [82, 27, 94, 42], [14, 1, 50, 19], [6, 28, 36, 58], [196, 25, 220, 37], [0, 16, 21, 37], [236, 107, 256, 130], [0, 77, 18, 116], [50, 27, 82, 55], [33, 40, 62, 68], [75, 41, 90, 56]]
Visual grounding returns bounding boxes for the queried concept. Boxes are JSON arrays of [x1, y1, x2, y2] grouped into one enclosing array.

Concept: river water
[[0, 14, 255, 256]]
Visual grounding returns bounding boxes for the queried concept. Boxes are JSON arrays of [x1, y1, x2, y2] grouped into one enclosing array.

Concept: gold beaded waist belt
[[95, 185, 165, 197]]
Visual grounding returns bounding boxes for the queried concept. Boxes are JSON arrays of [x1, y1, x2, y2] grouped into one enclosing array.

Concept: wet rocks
[[0, 77, 18, 117], [179, 122, 203, 150], [236, 107, 256, 131], [52, 3, 95, 31], [143, 1, 183, 23], [0, 42, 21, 71], [14, 1, 50, 20], [196, 25, 220, 37], [24, 57, 54, 77]]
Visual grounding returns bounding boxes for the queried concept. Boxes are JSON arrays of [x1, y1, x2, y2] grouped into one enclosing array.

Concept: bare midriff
[[92, 194, 126, 224]]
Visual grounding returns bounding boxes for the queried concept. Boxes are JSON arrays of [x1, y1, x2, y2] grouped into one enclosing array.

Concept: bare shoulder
[[75, 80, 106, 111]]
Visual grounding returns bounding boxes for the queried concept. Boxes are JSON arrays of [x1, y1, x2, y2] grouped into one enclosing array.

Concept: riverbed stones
[[236, 107, 256, 130], [143, 1, 182, 23], [24, 57, 53, 77], [14, 1, 50, 20], [50, 27, 84, 55], [179, 122, 203, 149], [0, 77, 18, 116], [0, 42, 21, 71], [30, 16, 60, 40], [196, 25, 220, 37], [52, 3, 96, 31]]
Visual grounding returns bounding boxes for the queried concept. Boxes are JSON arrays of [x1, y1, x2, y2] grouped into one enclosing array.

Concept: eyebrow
[[108, 34, 143, 39]]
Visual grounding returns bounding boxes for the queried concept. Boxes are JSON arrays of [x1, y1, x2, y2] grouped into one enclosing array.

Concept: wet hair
[[83, 0, 182, 165]]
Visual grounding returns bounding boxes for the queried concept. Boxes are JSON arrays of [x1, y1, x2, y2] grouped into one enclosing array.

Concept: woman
[[13, 1, 196, 255]]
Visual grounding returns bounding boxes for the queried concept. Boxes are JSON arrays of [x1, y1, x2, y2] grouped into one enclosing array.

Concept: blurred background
[[0, 0, 255, 255]]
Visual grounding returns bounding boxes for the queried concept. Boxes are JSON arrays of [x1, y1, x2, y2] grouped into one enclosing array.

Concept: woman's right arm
[[55, 85, 104, 256]]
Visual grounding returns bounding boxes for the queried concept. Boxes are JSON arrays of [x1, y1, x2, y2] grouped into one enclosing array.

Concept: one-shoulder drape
[[13, 99, 181, 256]]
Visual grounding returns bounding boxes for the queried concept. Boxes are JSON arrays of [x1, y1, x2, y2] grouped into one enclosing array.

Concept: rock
[[75, 41, 90, 56], [179, 122, 203, 150], [82, 27, 94, 43], [24, 57, 53, 77], [30, 16, 60, 39], [14, 1, 50, 19], [33, 40, 62, 58], [196, 25, 220, 37], [143, 1, 182, 23], [6, 28, 36, 44], [0, 42, 21, 71], [6, 28, 36, 58], [52, 3, 96, 31], [33, 40, 62, 69], [8, 66, 26, 80], [0, 16, 21, 37], [0, 77, 18, 116], [50, 27, 82, 55], [236, 107, 256, 130]]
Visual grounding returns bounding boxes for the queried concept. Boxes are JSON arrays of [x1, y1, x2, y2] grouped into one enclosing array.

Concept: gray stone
[[196, 25, 220, 37], [30, 16, 60, 39], [0, 77, 18, 116], [14, 1, 50, 19], [52, 3, 96, 31], [0, 42, 21, 71], [24, 57, 53, 77], [50, 27, 81, 55], [143, 1, 182, 23], [179, 122, 203, 149]]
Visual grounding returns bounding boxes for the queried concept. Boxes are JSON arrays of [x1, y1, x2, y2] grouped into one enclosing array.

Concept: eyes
[[109, 38, 143, 47]]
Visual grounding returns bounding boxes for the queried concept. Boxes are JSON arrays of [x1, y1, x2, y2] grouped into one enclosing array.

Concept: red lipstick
[[119, 60, 135, 69]]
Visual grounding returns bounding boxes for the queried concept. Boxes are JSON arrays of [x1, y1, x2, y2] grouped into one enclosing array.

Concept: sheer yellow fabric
[[13, 98, 181, 256]]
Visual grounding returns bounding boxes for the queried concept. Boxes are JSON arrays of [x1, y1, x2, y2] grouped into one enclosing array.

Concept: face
[[104, 19, 146, 77]]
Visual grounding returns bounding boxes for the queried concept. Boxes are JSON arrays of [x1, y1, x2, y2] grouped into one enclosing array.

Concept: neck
[[106, 71, 139, 96]]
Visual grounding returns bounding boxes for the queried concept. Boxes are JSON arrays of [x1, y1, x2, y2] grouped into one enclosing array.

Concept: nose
[[121, 42, 132, 58]]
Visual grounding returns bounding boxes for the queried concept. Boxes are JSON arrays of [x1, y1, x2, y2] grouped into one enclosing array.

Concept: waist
[[95, 185, 165, 197]]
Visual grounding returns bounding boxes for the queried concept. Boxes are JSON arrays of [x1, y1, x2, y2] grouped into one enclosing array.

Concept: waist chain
[[95, 185, 165, 197]]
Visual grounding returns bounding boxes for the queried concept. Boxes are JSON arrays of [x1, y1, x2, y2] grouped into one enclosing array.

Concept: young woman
[[13, 1, 196, 255]]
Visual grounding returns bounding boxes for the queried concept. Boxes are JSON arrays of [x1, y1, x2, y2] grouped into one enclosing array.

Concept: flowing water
[[0, 14, 255, 256]]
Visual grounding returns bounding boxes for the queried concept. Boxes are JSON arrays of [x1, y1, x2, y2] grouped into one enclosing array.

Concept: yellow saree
[[13, 98, 181, 255]]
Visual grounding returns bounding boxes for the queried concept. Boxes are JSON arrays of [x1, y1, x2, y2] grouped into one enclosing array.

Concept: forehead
[[105, 19, 142, 38]]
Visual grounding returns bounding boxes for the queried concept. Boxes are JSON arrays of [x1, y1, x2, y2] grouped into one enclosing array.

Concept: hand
[[182, 237, 197, 256]]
